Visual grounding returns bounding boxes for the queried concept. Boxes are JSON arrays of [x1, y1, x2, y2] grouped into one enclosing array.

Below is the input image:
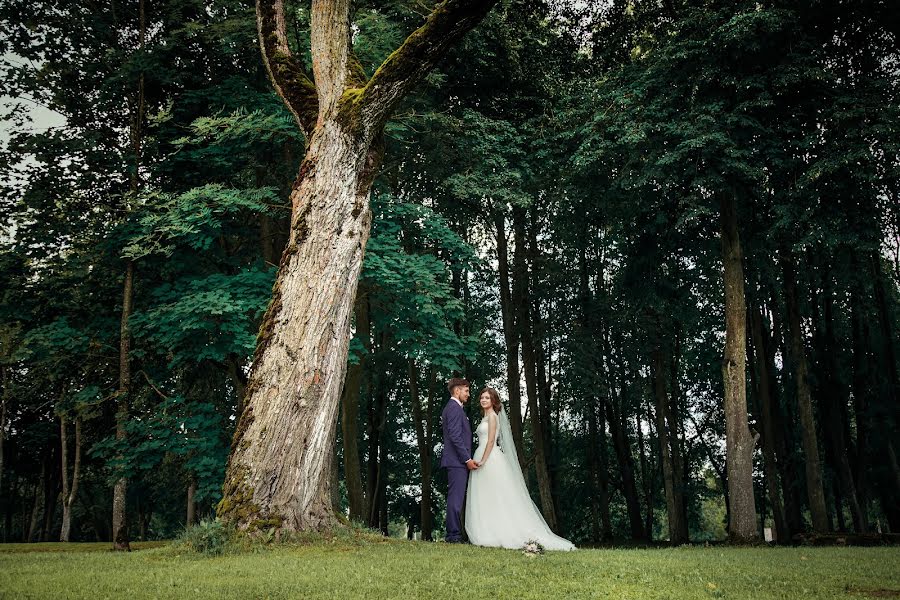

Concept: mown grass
[[0, 536, 898, 599]]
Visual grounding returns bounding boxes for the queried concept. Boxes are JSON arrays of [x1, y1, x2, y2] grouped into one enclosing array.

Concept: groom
[[440, 377, 479, 543]]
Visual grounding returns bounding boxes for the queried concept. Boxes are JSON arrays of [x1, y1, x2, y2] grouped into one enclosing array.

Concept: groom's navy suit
[[441, 398, 472, 542]]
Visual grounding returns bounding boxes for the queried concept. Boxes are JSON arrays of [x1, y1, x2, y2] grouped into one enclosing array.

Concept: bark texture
[[720, 195, 758, 542], [220, 0, 499, 532]]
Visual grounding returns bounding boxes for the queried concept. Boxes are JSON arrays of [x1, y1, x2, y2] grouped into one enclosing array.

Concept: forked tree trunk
[[218, 0, 498, 533], [719, 194, 758, 543]]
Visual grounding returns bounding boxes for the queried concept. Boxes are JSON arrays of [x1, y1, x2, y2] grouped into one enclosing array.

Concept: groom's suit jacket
[[440, 399, 472, 469]]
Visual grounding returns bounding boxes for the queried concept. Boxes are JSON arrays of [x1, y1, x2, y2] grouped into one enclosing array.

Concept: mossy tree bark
[[218, 0, 499, 533], [720, 194, 758, 543]]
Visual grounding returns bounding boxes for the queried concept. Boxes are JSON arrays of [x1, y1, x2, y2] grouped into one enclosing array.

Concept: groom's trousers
[[445, 467, 468, 542]]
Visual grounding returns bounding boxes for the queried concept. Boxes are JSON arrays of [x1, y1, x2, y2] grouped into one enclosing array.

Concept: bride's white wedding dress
[[465, 409, 575, 551]]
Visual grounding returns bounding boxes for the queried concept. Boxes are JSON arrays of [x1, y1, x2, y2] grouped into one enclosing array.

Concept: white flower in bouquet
[[522, 540, 545, 557]]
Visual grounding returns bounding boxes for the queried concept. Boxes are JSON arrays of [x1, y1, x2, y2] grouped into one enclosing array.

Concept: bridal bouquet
[[522, 540, 545, 558]]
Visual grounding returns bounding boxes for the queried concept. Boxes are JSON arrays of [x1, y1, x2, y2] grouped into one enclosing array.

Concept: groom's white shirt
[[451, 397, 463, 408]]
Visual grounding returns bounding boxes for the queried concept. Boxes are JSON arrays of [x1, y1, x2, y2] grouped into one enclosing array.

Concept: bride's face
[[479, 393, 492, 411]]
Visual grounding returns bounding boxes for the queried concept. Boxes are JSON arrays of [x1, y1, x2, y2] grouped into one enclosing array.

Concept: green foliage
[[92, 394, 228, 504], [130, 267, 274, 368], [176, 519, 236, 557], [361, 194, 479, 372]]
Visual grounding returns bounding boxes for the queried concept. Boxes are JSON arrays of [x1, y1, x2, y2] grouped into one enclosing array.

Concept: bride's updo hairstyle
[[480, 387, 502, 414]]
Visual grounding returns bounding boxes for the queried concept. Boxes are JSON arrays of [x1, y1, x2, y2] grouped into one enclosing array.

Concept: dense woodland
[[1, 0, 898, 548]]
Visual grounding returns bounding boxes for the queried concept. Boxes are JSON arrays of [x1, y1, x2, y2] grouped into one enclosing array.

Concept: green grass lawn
[[1, 538, 898, 599]]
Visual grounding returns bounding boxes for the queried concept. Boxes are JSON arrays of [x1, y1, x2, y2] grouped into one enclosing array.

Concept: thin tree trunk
[[606, 389, 645, 540], [112, 258, 134, 552], [720, 194, 757, 542], [341, 291, 369, 522], [667, 339, 690, 540], [822, 281, 866, 532], [767, 290, 805, 535], [408, 360, 433, 541], [60, 416, 82, 542], [112, 0, 146, 551], [870, 252, 900, 528], [634, 403, 652, 541], [0, 364, 6, 499], [27, 464, 45, 542], [849, 271, 870, 520], [186, 478, 196, 528], [513, 206, 558, 532], [652, 346, 688, 544], [781, 252, 829, 533], [604, 337, 646, 541], [495, 211, 525, 463], [750, 304, 788, 541]]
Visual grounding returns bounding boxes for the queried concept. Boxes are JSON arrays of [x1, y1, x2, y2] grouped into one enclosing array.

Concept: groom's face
[[457, 386, 470, 403]]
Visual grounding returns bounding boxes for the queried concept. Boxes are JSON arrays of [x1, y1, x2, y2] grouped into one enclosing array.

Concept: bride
[[465, 387, 575, 551]]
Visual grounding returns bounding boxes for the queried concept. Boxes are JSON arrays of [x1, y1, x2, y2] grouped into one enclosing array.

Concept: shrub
[[177, 519, 234, 556]]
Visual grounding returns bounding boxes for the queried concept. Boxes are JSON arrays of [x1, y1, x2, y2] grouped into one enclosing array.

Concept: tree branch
[[350, 0, 500, 139], [257, 0, 319, 137]]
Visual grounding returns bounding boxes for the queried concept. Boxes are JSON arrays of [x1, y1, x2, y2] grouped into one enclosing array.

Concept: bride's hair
[[479, 387, 502, 414]]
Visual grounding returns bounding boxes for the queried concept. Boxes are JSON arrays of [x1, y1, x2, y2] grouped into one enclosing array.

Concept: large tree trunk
[[719, 194, 757, 543], [340, 291, 369, 522], [781, 252, 830, 533], [60, 416, 82, 542], [218, 0, 498, 534]]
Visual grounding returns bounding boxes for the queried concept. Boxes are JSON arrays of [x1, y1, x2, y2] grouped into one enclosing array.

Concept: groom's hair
[[447, 377, 470, 395]]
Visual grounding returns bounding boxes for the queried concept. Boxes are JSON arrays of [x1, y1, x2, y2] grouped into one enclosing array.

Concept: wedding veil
[[496, 405, 558, 534]]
